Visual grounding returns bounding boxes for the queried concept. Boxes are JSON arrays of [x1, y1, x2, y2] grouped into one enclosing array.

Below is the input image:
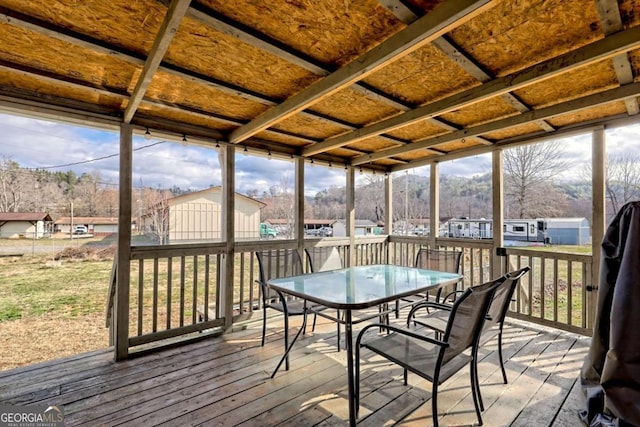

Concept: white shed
[[0, 212, 52, 239], [168, 187, 265, 242]]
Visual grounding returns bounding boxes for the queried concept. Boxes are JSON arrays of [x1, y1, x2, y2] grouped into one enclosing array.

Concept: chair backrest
[[440, 276, 503, 364], [305, 247, 343, 272], [486, 266, 531, 326], [415, 248, 462, 274], [255, 249, 304, 284]]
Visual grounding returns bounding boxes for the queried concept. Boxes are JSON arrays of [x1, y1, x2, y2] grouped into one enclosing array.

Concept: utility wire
[[36, 140, 167, 169]]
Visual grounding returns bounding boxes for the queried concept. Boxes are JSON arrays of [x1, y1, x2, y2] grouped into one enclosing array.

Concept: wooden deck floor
[[0, 312, 590, 426]]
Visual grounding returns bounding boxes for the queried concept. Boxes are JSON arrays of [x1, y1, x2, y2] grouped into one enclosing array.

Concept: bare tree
[[141, 188, 172, 244], [606, 153, 640, 215], [504, 141, 573, 218], [0, 157, 33, 212]]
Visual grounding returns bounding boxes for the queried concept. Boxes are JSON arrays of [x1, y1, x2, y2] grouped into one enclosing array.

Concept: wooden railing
[[387, 236, 494, 287], [115, 236, 594, 353], [502, 247, 594, 335]]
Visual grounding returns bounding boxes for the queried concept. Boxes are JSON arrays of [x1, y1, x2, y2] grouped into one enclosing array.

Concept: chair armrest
[[440, 290, 464, 304], [356, 323, 449, 348], [406, 301, 453, 326]]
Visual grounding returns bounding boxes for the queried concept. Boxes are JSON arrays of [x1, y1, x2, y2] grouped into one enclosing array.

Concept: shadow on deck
[[0, 313, 589, 426]]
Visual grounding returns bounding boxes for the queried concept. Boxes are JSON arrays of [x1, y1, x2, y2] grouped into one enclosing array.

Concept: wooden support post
[[384, 173, 393, 263], [492, 149, 504, 278], [114, 123, 133, 361], [590, 127, 606, 330], [295, 158, 305, 257], [346, 166, 356, 267], [222, 144, 235, 330], [429, 163, 439, 249]]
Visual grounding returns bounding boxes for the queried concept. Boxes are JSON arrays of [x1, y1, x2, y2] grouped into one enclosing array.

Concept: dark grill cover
[[581, 201, 640, 426]]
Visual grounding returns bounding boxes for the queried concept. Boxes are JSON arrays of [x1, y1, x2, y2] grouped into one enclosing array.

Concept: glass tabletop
[[267, 264, 462, 310]]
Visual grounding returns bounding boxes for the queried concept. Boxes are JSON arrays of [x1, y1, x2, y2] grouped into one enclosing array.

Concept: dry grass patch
[[0, 248, 113, 371]]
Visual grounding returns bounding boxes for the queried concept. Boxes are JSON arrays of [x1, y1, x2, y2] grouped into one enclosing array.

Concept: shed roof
[[0, 0, 638, 172], [0, 212, 52, 221], [54, 216, 118, 225], [168, 186, 265, 207]]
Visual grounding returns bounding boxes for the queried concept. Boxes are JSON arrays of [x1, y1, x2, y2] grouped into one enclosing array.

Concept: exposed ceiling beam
[[183, 0, 461, 137], [303, 25, 640, 156], [0, 7, 423, 158], [378, 1, 556, 133], [594, 0, 639, 115], [391, 112, 640, 172], [228, 0, 493, 144], [352, 81, 640, 165], [123, 0, 191, 123]]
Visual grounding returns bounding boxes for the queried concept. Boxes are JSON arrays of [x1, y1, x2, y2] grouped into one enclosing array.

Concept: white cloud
[[1, 113, 639, 196]]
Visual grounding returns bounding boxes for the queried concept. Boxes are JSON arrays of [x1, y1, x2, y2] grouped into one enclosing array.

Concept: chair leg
[[498, 330, 508, 384], [432, 381, 439, 427], [261, 306, 267, 346], [311, 312, 317, 331], [470, 350, 484, 425], [472, 346, 484, 411], [403, 368, 408, 385], [283, 313, 290, 371], [336, 309, 341, 352]]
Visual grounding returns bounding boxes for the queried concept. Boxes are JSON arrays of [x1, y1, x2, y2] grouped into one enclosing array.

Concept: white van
[[73, 225, 88, 234]]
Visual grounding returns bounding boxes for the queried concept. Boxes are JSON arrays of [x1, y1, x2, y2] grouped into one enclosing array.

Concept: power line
[[37, 140, 167, 169]]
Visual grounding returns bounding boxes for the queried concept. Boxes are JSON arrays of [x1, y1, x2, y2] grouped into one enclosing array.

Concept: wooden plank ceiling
[[0, 0, 638, 173]]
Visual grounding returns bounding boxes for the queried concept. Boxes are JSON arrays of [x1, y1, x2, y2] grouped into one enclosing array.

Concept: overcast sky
[[0, 112, 638, 196]]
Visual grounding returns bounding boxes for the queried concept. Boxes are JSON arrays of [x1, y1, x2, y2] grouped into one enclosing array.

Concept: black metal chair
[[406, 266, 531, 411], [305, 246, 343, 349], [396, 248, 463, 317], [415, 248, 463, 302], [256, 249, 323, 370], [355, 276, 504, 427]]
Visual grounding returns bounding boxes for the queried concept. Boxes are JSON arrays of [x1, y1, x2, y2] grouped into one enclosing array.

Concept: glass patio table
[[267, 264, 462, 426]]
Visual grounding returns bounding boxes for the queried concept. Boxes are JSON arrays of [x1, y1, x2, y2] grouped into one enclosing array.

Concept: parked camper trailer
[[443, 217, 590, 245]]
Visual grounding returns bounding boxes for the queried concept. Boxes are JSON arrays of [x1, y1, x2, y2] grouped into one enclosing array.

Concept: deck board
[[0, 312, 589, 426]]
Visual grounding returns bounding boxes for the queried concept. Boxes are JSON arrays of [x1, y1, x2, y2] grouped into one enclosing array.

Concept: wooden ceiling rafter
[[123, 0, 191, 123], [378, 0, 555, 140], [228, 0, 493, 144], [353, 80, 640, 165], [594, 0, 639, 116], [180, 0, 453, 154], [303, 25, 640, 158], [0, 5, 414, 161]]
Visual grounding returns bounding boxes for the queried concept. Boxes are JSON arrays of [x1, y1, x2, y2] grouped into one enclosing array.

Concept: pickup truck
[[260, 223, 278, 239]]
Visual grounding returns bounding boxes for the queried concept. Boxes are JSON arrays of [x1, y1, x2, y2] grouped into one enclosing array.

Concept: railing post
[[114, 123, 133, 361], [222, 144, 235, 330], [590, 127, 606, 329], [384, 173, 393, 263], [295, 157, 305, 259], [429, 163, 439, 250], [346, 166, 356, 266], [492, 149, 505, 278]]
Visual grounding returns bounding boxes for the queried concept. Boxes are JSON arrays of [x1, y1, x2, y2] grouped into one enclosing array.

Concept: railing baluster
[[540, 257, 546, 320], [167, 257, 172, 329], [180, 256, 186, 328], [204, 255, 210, 322], [152, 258, 158, 333], [216, 254, 222, 318], [528, 255, 533, 316], [138, 259, 144, 336], [582, 262, 587, 329], [553, 258, 558, 323], [567, 260, 573, 326], [192, 255, 198, 325]]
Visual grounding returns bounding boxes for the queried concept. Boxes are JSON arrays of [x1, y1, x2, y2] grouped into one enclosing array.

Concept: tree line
[[2, 141, 639, 229]]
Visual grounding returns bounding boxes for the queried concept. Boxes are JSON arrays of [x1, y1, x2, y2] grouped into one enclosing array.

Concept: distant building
[[332, 220, 380, 237], [162, 187, 265, 242], [54, 216, 119, 236], [0, 212, 52, 239]]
